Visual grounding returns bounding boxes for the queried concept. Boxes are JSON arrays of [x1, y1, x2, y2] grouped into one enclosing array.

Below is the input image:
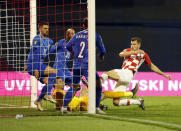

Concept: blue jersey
[[50, 39, 71, 69], [27, 34, 54, 70], [49, 39, 72, 83], [66, 30, 106, 69], [96, 33, 106, 57], [66, 30, 88, 69]]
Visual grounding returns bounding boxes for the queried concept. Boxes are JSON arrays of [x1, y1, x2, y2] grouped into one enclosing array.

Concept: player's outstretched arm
[[149, 63, 172, 80]]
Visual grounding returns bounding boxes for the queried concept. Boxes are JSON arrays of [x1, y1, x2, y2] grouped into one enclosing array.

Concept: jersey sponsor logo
[[34, 41, 38, 44]]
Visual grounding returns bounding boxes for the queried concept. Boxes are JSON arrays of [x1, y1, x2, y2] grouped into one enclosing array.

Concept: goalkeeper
[[53, 86, 88, 111]]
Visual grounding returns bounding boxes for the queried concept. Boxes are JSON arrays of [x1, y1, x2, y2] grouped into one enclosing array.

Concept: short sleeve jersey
[[27, 34, 53, 69], [122, 48, 151, 72]]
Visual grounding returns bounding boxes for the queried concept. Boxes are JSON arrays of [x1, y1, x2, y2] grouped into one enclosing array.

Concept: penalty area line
[[92, 114, 181, 129]]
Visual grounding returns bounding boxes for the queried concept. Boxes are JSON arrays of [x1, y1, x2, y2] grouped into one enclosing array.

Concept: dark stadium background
[[0, 0, 180, 72], [96, 0, 181, 72]]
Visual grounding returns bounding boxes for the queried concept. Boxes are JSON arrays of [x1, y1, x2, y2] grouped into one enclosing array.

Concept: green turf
[[0, 116, 176, 131], [0, 96, 181, 131]]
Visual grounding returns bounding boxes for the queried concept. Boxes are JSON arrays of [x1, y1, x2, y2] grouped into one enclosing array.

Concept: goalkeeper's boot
[[99, 104, 108, 111], [96, 108, 106, 114], [34, 100, 44, 111], [44, 95, 56, 104], [131, 84, 139, 98], [139, 98, 145, 110]]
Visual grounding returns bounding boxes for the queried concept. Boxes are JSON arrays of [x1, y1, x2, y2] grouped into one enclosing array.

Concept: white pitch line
[[94, 114, 181, 129], [0, 106, 27, 109], [0, 103, 29, 108]]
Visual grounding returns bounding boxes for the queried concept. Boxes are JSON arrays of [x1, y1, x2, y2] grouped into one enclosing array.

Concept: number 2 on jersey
[[78, 42, 85, 58]]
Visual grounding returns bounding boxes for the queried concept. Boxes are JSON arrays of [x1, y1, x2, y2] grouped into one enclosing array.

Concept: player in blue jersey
[[61, 18, 106, 114], [36, 28, 75, 110], [50, 29, 75, 109], [52, 29, 75, 84], [27, 22, 58, 111]]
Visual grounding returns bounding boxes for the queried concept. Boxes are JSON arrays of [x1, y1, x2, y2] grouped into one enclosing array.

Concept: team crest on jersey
[[34, 41, 38, 44]]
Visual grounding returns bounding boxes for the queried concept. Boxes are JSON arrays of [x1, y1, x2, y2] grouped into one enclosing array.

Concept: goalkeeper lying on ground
[[52, 79, 141, 111], [53, 87, 88, 111]]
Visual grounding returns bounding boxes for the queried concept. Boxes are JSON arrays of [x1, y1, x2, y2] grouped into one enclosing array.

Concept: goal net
[[0, 0, 93, 117]]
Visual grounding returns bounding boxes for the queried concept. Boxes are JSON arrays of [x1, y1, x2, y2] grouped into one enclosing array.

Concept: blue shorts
[[27, 63, 48, 83], [96, 72, 100, 80], [57, 69, 72, 85], [73, 69, 88, 85], [73, 69, 101, 84]]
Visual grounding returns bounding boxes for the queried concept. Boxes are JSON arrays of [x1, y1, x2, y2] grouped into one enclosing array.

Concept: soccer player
[[51, 29, 75, 108], [101, 37, 172, 110], [37, 28, 75, 110], [27, 22, 58, 111], [61, 18, 106, 114], [53, 87, 88, 111], [53, 28, 75, 85]]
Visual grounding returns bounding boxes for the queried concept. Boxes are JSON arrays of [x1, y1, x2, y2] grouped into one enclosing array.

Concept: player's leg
[[95, 72, 106, 114], [27, 64, 45, 111], [54, 73, 70, 111], [52, 86, 65, 111], [43, 66, 57, 75], [101, 69, 120, 83], [112, 70, 145, 110], [45, 74, 59, 103], [112, 83, 142, 108], [61, 69, 78, 113], [35, 65, 57, 107], [34, 77, 48, 111], [102, 84, 138, 99], [102, 69, 136, 99], [53, 69, 73, 111], [39, 64, 57, 102], [113, 98, 145, 110]]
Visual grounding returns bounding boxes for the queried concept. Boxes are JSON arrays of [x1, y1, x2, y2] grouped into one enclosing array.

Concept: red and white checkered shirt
[[122, 48, 151, 73]]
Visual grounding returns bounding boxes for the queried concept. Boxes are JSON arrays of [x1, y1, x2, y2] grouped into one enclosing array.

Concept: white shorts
[[113, 69, 134, 92]]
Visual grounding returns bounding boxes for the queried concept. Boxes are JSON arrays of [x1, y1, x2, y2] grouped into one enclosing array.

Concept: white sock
[[101, 73, 108, 83], [61, 107, 67, 111], [119, 99, 141, 106]]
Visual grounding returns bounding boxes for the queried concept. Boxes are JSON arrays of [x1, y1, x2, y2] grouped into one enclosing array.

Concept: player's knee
[[43, 77, 48, 85], [113, 99, 119, 106]]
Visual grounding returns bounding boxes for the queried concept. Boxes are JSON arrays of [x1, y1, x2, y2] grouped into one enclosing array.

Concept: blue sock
[[96, 86, 102, 108], [47, 73, 56, 96], [63, 87, 76, 107], [37, 85, 47, 102]]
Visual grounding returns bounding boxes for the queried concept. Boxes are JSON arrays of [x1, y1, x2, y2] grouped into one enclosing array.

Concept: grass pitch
[[0, 96, 181, 131]]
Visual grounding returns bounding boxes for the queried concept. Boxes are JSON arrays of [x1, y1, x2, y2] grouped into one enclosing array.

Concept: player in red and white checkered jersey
[[101, 37, 171, 110], [121, 48, 151, 74]]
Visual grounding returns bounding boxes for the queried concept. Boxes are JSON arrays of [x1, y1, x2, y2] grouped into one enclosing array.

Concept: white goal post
[[88, 0, 96, 114], [30, 0, 37, 108]]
